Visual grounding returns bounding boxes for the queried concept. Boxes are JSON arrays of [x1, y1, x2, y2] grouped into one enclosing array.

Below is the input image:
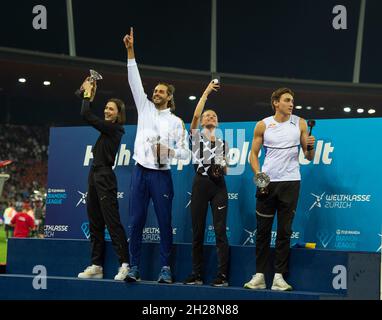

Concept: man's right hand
[[254, 172, 270, 188], [123, 27, 134, 49]]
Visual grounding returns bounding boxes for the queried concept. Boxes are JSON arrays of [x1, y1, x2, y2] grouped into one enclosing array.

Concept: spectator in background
[[0, 124, 48, 203], [3, 200, 16, 239], [33, 200, 45, 238], [23, 202, 35, 221], [10, 204, 35, 238]]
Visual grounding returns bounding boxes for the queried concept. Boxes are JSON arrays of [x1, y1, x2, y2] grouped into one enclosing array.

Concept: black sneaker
[[183, 273, 203, 285], [211, 274, 228, 287]]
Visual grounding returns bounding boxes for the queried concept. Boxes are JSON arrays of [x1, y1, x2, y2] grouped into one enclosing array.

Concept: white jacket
[[127, 59, 190, 170]]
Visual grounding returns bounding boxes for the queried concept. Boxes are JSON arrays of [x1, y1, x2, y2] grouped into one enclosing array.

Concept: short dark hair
[[157, 82, 176, 112], [108, 98, 126, 125], [270, 88, 294, 111]]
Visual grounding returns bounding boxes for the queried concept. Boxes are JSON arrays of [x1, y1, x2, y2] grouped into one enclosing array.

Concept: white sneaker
[[114, 265, 130, 281], [78, 265, 103, 279], [271, 274, 293, 291], [244, 273, 266, 289]]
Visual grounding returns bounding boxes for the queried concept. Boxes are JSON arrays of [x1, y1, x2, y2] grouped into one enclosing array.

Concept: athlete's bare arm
[[249, 121, 266, 175], [300, 118, 315, 161]]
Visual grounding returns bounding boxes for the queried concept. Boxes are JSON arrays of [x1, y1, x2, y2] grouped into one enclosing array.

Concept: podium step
[[0, 274, 340, 300], [4, 238, 380, 299]]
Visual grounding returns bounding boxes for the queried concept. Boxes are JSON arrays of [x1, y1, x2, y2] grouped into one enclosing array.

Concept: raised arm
[[249, 121, 266, 175], [124, 27, 135, 60], [190, 81, 220, 130], [123, 27, 148, 112], [299, 118, 315, 161], [80, 79, 117, 135]]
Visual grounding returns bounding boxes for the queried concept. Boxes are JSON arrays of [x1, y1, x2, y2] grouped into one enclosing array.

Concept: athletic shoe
[[244, 273, 266, 289], [211, 273, 228, 287], [125, 265, 141, 282], [114, 265, 130, 281], [183, 273, 203, 285], [158, 266, 173, 284], [78, 265, 103, 279], [271, 274, 293, 291]]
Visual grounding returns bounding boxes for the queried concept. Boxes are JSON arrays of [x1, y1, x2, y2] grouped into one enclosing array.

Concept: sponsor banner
[[45, 119, 382, 251]]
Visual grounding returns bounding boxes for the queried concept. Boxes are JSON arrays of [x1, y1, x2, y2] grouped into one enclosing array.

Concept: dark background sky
[[1, 0, 382, 84]]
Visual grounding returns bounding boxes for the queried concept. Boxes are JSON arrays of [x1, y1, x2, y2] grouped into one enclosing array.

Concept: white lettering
[[332, 265, 347, 289], [32, 265, 47, 290], [83, 145, 93, 166], [332, 5, 347, 30], [32, 5, 47, 30]]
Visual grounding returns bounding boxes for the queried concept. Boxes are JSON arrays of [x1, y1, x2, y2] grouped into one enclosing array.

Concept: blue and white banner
[[45, 118, 382, 252]]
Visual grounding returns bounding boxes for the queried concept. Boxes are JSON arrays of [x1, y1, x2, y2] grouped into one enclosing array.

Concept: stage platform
[[0, 238, 380, 300]]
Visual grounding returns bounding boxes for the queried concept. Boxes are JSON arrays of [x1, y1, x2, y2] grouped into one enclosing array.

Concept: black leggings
[[190, 174, 229, 276], [87, 166, 129, 266]]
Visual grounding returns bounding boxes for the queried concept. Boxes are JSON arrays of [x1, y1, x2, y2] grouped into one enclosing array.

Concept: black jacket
[[81, 99, 125, 168]]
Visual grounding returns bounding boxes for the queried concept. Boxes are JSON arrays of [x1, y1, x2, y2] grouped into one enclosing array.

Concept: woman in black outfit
[[183, 80, 230, 287], [77, 78, 129, 281]]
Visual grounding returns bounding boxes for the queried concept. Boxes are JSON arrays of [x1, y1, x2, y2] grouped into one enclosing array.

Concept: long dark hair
[[157, 82, 176, 112], [108, 98, 126, 124]]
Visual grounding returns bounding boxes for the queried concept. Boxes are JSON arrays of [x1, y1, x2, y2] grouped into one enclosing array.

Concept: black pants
[[87, 166, 129, 266], [255, 181, 300, 274], [190, 174, 229, 276]]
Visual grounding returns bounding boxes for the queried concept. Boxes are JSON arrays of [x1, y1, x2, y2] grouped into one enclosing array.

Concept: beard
[[152, 95, 167, 107]]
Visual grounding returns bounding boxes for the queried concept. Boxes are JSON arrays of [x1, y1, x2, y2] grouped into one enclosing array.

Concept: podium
[[0, 238, 380, 300]]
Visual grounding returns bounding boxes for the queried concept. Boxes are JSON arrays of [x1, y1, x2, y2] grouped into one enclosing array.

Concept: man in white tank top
[[244, 88, 315, 291]]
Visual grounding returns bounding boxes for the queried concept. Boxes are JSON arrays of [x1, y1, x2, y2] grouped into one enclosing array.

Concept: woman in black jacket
[[77, 78, 129, 281]]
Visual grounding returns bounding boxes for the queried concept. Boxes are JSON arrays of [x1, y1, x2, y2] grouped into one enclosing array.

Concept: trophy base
[[256, 187, 269, 200]]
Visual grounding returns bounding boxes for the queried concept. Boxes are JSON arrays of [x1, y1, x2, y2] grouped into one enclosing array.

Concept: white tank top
[[261, 115, 301, 182]]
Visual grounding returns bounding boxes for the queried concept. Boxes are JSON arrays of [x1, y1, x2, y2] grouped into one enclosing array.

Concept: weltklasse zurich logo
[[76, 191, 124, 207], [309, 192, 325, 211], [309, 191, 371, 210], [76, 191, 87, 207], [243, 229, 256, 245]]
